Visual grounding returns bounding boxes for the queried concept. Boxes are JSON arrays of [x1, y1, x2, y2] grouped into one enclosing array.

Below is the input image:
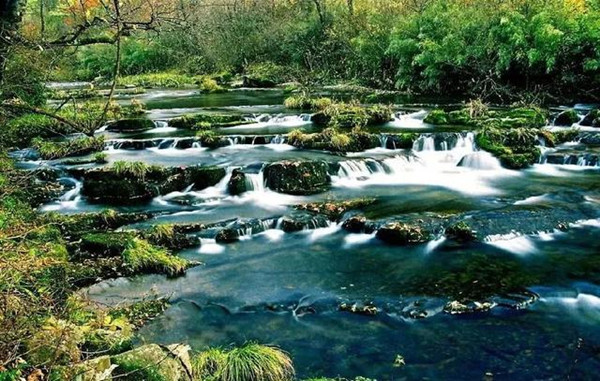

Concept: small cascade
[[413, 135, 436, 151], [245, 172, 265, 192], [457, 152, 502, 170], [270, 135, 286, 145], [337, 159, 389, 179], [60, 178, 82, 202], [412, 132, 476, 154], [390, 110, 428, 129]]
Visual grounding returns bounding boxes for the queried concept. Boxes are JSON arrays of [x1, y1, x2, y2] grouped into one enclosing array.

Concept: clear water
[[36, 89, 600, 380]]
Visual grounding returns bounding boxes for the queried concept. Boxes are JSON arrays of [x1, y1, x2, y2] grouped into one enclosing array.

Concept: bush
[[284, 95, 332, 111], [199, 77, 225, 93], [112, 161, 152, 180], [329, 132, 351, 151]]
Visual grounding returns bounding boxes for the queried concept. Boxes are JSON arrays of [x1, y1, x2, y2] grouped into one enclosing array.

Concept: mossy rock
[[227, 169, 248, 195], [376, 222, 430, 245], [169, 113, 250, 129], [264, 161, 330, 195], [445, 221, 477, 242], [81, 165, 225, 205], [50, 355, 114, 381], [447, 109, 475, 125], [424, 109, 449, 125], [111, 344, 193, 381], [554, 109, 580, 126], [80, 232, 135, 257], [107, 119, 156, 133]]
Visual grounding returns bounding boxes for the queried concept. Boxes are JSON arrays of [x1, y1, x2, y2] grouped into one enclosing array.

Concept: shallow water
[[38, 89, 600, 379]]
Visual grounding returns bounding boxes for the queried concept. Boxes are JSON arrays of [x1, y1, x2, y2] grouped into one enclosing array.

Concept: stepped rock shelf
[[12, 89, 600, 380]]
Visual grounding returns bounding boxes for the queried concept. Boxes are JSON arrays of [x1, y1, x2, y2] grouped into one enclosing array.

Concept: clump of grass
[[287, 129, 306, 145], [117, 72, 200, 88], [193, 343, 294, 381], [193, 348, 228, 380], [284, 95, 332, 111], [329, 132, 351, 151], [94, 152, 108, 164], [112, 161, 151, 180], [122, 238, 189, 277], [33, 136, 105, 160]]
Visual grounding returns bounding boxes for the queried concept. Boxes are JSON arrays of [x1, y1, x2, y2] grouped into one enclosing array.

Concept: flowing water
[[31, 89, 600, 379]]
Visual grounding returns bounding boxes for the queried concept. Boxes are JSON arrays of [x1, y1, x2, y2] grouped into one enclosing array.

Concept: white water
[[41, 178, 82, 212], [199, 238, 225, 254], [334, 133, 516, 196], [388, 110, 429, 129], [226, 114, 312, 130], [484, 233, 538, 256]]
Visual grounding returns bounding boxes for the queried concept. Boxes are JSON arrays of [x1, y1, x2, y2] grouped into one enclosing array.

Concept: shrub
[[287, 129, 306, 145], [284, 96, 332, 111], [200, 77, 225, 93]]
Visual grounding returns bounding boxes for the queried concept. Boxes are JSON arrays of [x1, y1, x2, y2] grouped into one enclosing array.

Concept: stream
[[29, 88, 600, 380]]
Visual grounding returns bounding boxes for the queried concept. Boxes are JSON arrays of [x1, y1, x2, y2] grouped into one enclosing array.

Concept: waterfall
[[270, 135, 286, 145], [457, 152, 502, 170], [245, 172, 265, 192], [60, 178, 82, 202], [413, 135, 436, 151]]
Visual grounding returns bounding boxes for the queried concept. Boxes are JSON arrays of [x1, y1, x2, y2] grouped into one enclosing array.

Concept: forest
[[1, 0, 600, 380]]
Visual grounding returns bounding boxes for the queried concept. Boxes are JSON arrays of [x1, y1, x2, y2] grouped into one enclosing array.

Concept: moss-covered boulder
[[264, 161, 330, 195], [111, 344, 193, 381], [376, 222, 430, 245], [169, 113, 251, 129], [475, 127, 541, 170], [295, 199, 375, 221], [554, 109, 580, 126], [227, 169, 248, 195], [80, 232, 134, 257], [107, 118, 155, 133], [280, 213, 330, 233], [424, 109, 449, 125], [311, 103, 393, 128], [81, 164, 226, 204]]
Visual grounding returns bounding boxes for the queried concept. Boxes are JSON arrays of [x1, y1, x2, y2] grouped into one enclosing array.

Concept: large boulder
[[264, 161, 330, 195], [111, 344, 193, 381], [81, 165, 225, 205]]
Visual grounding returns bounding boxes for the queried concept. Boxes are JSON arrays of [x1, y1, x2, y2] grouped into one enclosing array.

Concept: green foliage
[[1, 114, 63, 148], [170, 113, 250, 129], [244, 62, 289, 87], [122, 238, 189, 277], [424, 110, 449, 125], [284, 95, 332, 110], [193, 343, 294, 381], [112, 161, 151, 180], [33, 136, 105, 160], [118, 72, 200, 88], [199, 77, 225, 93]]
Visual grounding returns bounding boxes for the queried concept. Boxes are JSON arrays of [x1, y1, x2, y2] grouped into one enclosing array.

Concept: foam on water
[[41, 178, 82, 212], [199, 239, 225, 255], [388, 110, 429, 129], [343, 233, 377, 248], [484, 233, 538, 256]]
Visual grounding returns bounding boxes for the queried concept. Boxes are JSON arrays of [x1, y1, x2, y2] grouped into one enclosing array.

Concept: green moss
[[117, 72, 200, 88], [107, 118, 155, 132], [554, 109, 580, 126], [109, 299, 169, 329], [475, 126, 540, 170], [295, 198, 376, 220], [80, 232, 135, 257], [424, 109, 449, 125], [33, 136, 105, 160], [122, 238, 189, 277], [284, 95, 332, 111], [170, 113, 251, 129], [1, 114, 65, 148], [445, 221, 477, 242], [312, 102, 393, 129], [111, 344, 187, 381]]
